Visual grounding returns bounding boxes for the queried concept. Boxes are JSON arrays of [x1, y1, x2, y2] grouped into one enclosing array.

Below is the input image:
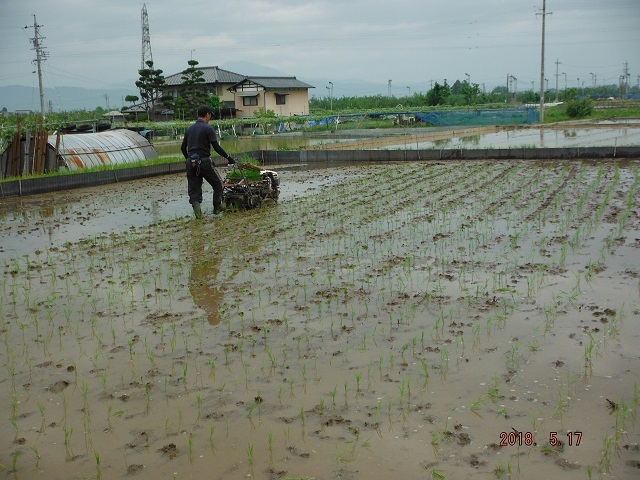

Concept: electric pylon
[[141, 4, 153, 70]]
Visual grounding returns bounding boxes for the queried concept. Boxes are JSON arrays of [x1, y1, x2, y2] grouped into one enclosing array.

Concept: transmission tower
[[141, 4, 153, 70], [24, 15, 47, 121]]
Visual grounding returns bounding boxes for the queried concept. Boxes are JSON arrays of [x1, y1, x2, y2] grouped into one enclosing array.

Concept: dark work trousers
[[186, 158, 224, 211]]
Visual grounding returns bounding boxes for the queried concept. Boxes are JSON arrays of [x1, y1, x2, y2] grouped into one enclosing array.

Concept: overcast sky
[[1, 0, 638, 99]]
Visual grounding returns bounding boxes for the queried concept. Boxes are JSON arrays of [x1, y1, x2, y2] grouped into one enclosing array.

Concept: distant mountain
[[0, 85, 139, 113], [302, 77, 392, 98], [220, 62, 393, 98]]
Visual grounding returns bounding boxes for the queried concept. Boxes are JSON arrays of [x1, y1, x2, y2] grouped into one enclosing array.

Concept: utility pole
[[554, 58, 561, 102], [24, 15, 47, 122], [506, 74, 509, 103], [327, 81, 333, 110], [537, 0, 551, 124], [506, 75, 517, 103], [623, 61, 630, 99]]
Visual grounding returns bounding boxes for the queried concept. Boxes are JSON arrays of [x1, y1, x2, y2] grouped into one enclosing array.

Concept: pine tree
[[180, 60, 209, 114], [136, 60, 166, 116]]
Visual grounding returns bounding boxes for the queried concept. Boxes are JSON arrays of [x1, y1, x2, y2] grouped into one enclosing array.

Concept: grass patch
[[544, 103, 640, 123]]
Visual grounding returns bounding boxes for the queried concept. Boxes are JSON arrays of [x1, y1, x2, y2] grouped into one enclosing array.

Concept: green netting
[[415, 108, 538, 126]]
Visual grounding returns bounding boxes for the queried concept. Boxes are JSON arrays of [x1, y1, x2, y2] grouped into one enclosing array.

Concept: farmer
[[181, 105, 235, 218]]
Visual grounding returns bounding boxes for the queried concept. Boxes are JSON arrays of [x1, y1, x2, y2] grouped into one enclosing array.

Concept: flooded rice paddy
[[154, 124, 640, 158], [395, 127, 640, 150], [1, 148, 640, 479]]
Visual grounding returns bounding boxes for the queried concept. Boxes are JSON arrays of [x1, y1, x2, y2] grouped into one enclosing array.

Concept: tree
[[565, 97, 593, 118], [425, 81, 451, 106], [459, 82, 481, 105], [560, 87, 580, 102], [253, 108, 276, 118], [173, 97, 189, 120], [135, 60, 166, 116], [180, 60, 208, 114], [517, 90, 538, 103], [208, 95, 220, 112], [207, 95, 226, 119]]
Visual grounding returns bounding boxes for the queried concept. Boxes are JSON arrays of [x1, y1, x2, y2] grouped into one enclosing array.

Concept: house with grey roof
[[229, 76, 314, 118], [163, 66, 244, 117], [163, 66, 314, 119]]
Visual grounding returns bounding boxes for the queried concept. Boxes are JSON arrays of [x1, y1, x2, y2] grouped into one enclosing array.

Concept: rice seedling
[[598, 434, 615, 473], [63, 426, 74, 461], [10, 448, 22, 474], [354, 371, 362, 395], [344, 381, 349, 407], [430, 469, 447, 480], [95, 450, 102, 480], [469, 394, 485, 413], [439, 347, 449, 379], [188, 434, 194, 464], [506, 340, 520, 369], [583, 330, 596, 376]]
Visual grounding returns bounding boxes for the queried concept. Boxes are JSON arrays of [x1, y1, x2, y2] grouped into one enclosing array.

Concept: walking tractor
[[222, 161, 280, 210]]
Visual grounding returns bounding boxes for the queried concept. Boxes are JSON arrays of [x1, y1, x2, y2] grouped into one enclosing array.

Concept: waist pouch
[[189, 154, 210, 168]]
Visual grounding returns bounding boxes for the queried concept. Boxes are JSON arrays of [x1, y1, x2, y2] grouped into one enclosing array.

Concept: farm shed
[[101, 110, 127, 122], [1, 128, 157, 178]]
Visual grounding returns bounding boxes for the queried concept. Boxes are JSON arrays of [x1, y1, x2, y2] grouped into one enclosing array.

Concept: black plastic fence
[[252, 146, 640, 164]]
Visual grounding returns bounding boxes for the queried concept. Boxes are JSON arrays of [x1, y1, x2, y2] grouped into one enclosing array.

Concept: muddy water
[[0, 164, 367, 257], [1, 160, 640, 480]]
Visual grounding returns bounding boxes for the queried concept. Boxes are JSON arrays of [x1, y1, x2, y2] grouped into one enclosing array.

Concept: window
[[276, 94, 287, 105], [243, 96, 258, 106]]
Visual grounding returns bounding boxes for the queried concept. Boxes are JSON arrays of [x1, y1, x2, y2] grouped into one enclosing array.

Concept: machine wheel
[[246, 195, 261, 209]]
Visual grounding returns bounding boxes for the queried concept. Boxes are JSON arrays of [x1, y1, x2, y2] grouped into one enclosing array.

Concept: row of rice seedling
[[1, 160, 638, 479]]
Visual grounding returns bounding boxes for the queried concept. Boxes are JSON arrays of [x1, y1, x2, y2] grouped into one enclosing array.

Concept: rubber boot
[[213, 201, 225, 216], [192, 201, 203, 219]]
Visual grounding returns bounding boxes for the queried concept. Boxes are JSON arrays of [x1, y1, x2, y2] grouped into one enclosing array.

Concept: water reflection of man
[[188, 235, 223, 326]]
